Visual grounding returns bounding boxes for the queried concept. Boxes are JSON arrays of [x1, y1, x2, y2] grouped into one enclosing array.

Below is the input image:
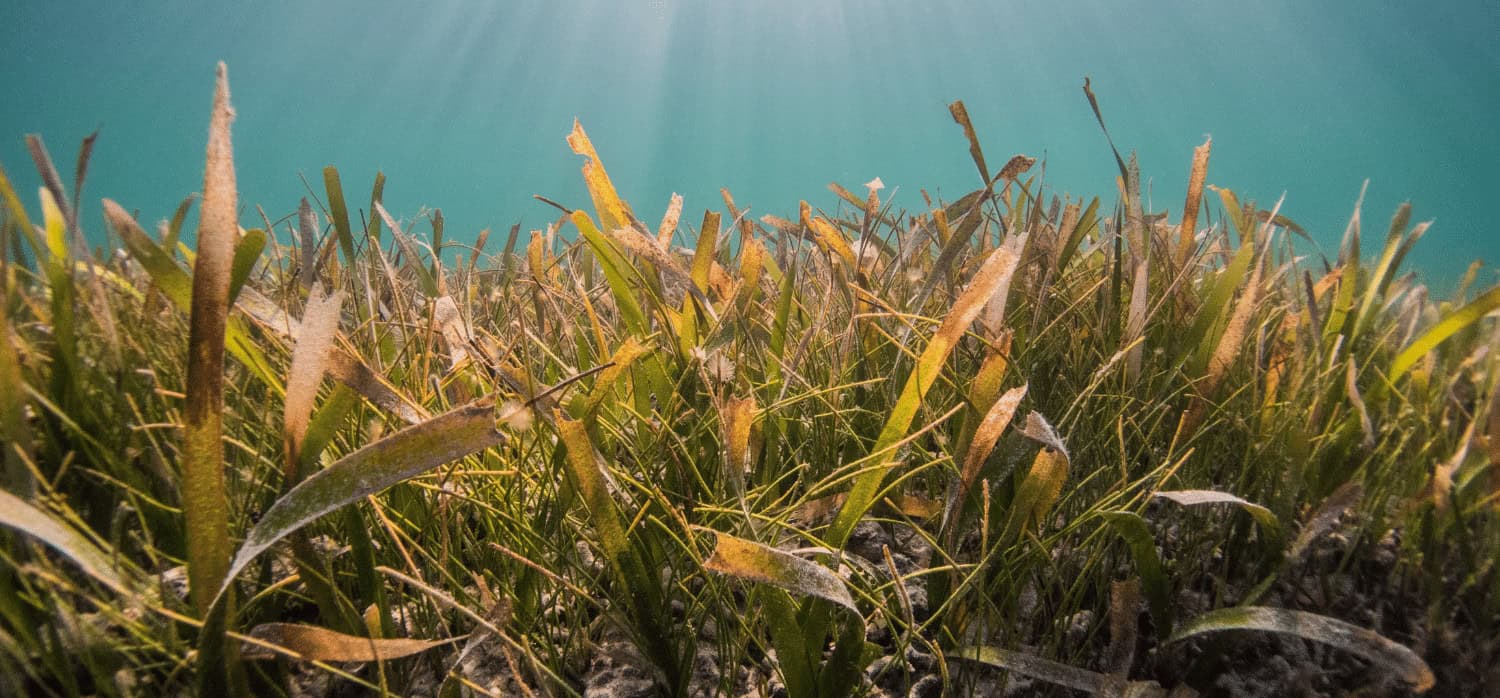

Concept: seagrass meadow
[[2, 63, 1499, 697]]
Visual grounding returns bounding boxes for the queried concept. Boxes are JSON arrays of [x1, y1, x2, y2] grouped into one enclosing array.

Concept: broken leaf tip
[[568, 119, 589, 152], [213, 62, 235, 120]]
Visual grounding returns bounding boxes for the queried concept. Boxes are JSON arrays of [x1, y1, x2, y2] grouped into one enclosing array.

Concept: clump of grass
[[0, 66, 1495, 697]]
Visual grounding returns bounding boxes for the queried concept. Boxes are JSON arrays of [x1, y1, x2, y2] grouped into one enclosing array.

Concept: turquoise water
[[3, 1, 1497, 290]]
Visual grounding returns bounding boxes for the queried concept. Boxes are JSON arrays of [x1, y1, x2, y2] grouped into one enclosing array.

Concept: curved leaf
[[1153, 489, 1281, 540], [948, 645, 1137, 696], [702, 531, 858, 616], [215, 399, 505, 605], [953, 384, 1027, 519], [228, 228, 265, 304], [1099, 510, 1172, 636], [242, 622, 459, 663], [829, 231, 1028, 548], [1168, 606, 1434, 693], [802, 202, 856, 271], [0, 488, 131, 595], [1352, 204, 1413, 339], [1055, 196, 1099, 274], [1392, 283, 1500, 380], [376, 202, 438, 298], [581, 337, 652, 415], [570, 211, 648, 337], [1018, 410, 1069, 457], [1185, 229, 1255, 372]]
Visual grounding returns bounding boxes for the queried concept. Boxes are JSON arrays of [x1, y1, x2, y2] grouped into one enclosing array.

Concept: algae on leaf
[[702, 531, 858, 616], [182, 61, 238, 615], [217, 399, 506, 604]]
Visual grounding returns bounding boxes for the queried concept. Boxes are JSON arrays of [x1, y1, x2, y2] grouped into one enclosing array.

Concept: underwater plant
[[0, 63, 1495, 697]]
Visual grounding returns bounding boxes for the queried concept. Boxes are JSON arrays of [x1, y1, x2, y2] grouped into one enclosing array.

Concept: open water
[[2, 1, 1496, 290]]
